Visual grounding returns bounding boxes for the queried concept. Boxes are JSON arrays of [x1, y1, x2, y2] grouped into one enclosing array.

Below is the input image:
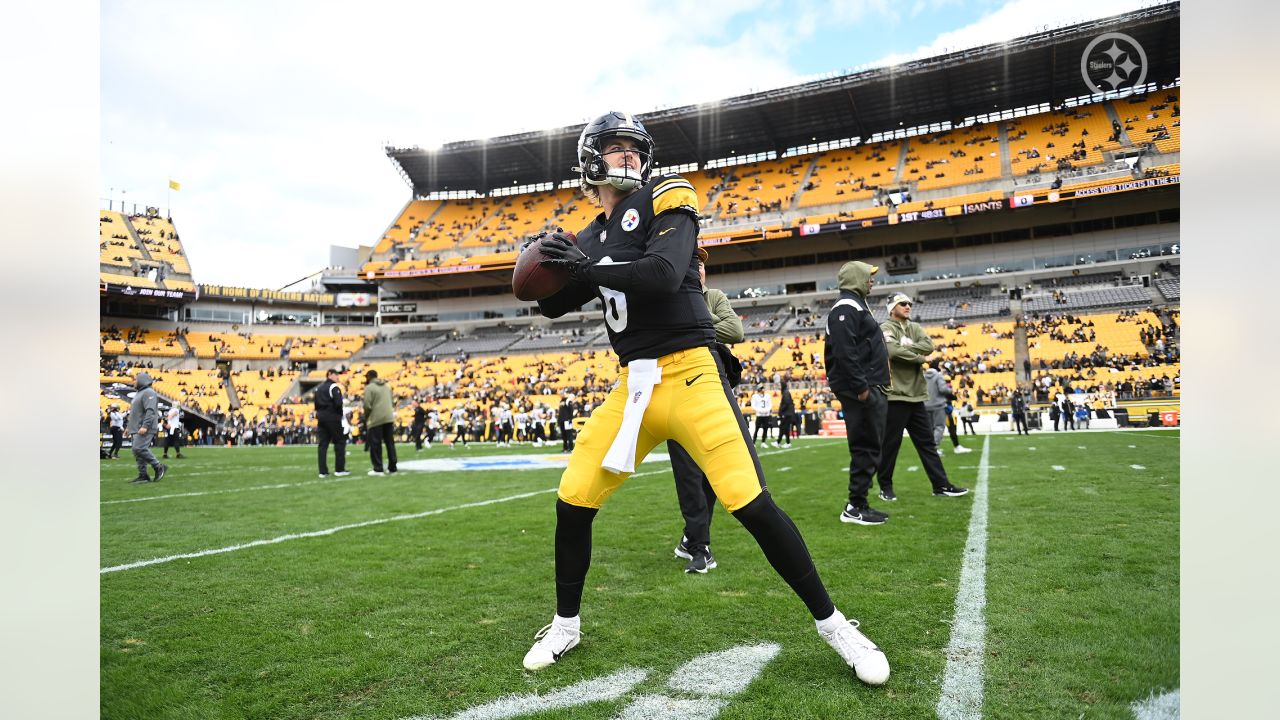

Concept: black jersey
[[538, 174, 715, 365]]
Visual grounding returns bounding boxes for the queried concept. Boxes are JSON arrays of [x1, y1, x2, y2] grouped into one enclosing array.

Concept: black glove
[[520, 231, 548, 252], [538, 233, 591, 279]]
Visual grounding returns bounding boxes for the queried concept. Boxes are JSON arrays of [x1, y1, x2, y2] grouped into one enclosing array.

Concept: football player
[[522, 111, 890, 687]]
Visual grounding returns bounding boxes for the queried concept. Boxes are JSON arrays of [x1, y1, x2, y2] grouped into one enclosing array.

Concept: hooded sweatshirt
[[881, 315, 934, 403], [924, 367, 955, 410], [824, 261, 890, 396], [127, 372, 160, 434], [362, 378, 395, 428]]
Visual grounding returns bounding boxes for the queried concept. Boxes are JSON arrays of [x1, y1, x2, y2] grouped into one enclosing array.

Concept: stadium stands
[[507, 321, 605, 352], [106, 367, 231, 413], [716, 156, 811, 220], [376, 199, 444, 254], [359, 332, 450, 359], [100, 326, 186, 357], [99, 211, 196, 293], [99, 211, 144, 265], [902, 123, 1000, 191], [233, 369, 300, 422], [1022, 285, 1150, 313], [738, 301, 793, 337], [796, 141, 900, 209], [289, 334, 366, 360], [1154, 277, 1179, 302], [131, 215, 192, 274], [413, 197, 504, 253], [185, 332, 289, 360], [1121, 87, 1180, 154], [1005, 105, 1124, 176]]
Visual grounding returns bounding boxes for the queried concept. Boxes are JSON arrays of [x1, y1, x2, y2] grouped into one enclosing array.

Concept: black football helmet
[[575, 111, 654, 192]]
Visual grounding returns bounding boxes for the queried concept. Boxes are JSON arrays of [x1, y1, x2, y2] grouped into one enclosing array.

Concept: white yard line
[[1130, 464, 1147, 470], [1051, 465, 1065, 471], [100, 489, 559, 574], [102, 475, 369, 504], [101, 464, 311, 481], [936, 434, 991, 720], [403, 668, 650, 720], [1130, 688, 1179, 720]]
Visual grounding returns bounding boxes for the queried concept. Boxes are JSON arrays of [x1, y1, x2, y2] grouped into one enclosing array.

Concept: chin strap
[[605, 167, 643, 191]]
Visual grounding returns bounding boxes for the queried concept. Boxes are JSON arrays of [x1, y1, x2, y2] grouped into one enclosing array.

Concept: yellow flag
[[169, 179, 181, 191]]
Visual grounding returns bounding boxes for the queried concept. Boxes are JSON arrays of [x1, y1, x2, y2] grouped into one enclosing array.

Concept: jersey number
[[600, 287, 629, 332]]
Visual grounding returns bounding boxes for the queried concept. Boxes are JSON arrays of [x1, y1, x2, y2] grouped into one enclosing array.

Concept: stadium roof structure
[[387, 3, 1179, 197]]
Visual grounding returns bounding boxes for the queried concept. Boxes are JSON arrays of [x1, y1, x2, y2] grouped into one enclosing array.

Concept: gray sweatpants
[[928, 406, 948, 449], [132, 431, 162, 477]]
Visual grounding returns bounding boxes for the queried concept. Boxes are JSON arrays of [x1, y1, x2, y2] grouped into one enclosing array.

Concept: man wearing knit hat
[[876, 293, 968, 501]]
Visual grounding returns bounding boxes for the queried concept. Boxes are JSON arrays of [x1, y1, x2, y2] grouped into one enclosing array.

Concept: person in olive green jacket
[[669, 246, 745, 574], [875, 293, 968, 501], [362, 369, 397, 475]]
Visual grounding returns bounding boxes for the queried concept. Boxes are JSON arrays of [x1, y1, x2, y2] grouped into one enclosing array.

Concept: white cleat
[[523, 617, 581, 671], [819, 614, 890, 686], [954, 445, 973, 454]]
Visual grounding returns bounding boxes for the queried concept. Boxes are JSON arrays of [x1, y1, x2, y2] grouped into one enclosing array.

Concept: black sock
[[554, 499, 598, 618], [732, 492, 834, 620]]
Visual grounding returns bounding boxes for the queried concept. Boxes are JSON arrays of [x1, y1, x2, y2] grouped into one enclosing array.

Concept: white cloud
[[867, 0, 1159, 68]]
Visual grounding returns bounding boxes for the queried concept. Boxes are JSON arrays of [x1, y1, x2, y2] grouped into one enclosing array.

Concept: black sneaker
[[129, 475, 150, 484], [153, 464, 168, 482], [685, 549, 718, 574], [878, 489, 898, 502], [840, 504, 888, 525], [933, 484, 969, 497], [674, 536, 693, 561]]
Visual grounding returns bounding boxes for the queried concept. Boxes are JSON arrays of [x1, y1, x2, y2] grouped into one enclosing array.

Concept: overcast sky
[[101, 0, 1159, 289]]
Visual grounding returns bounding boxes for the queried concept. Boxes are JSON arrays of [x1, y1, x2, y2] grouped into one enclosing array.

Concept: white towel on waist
[[602, 358, 661, 474]]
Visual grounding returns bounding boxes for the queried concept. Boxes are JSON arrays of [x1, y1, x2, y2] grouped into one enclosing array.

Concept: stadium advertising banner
[[1009, 174, 1180, 208], [380, 264, 485, 278], [198, 284, 340, 306], [379, 302, 417, 315], [335, 292, 372, 307], [100, 280, 196, 301], [797, 198, 1005, 237]]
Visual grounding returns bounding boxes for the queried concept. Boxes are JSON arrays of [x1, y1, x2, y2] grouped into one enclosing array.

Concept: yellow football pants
[[558, 346, 764, 512]]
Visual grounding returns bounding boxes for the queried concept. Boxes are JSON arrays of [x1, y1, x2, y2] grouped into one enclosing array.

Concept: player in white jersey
[[530, 405, 548, 447], [514, 410, 529, 444], [162, 405, 186, 459]]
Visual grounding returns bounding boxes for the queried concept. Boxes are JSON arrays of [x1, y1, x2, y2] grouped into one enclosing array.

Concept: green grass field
[[101, 428, 1179, 719]]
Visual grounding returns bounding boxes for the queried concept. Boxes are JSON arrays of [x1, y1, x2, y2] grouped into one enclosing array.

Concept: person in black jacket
[[824, 261, 891, 525], [314, 368, 348, 477], [777, 380, 797, 448], [557, 393, 577, 452], [1010, 391, 1030, 435], [411, 398, 429, 451]]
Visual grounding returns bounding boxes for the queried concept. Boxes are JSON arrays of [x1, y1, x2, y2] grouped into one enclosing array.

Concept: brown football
[[512, 232, 575, 301]]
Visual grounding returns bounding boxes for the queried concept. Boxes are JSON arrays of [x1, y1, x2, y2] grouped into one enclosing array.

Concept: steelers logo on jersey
[[621, 208, 640, 231]]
